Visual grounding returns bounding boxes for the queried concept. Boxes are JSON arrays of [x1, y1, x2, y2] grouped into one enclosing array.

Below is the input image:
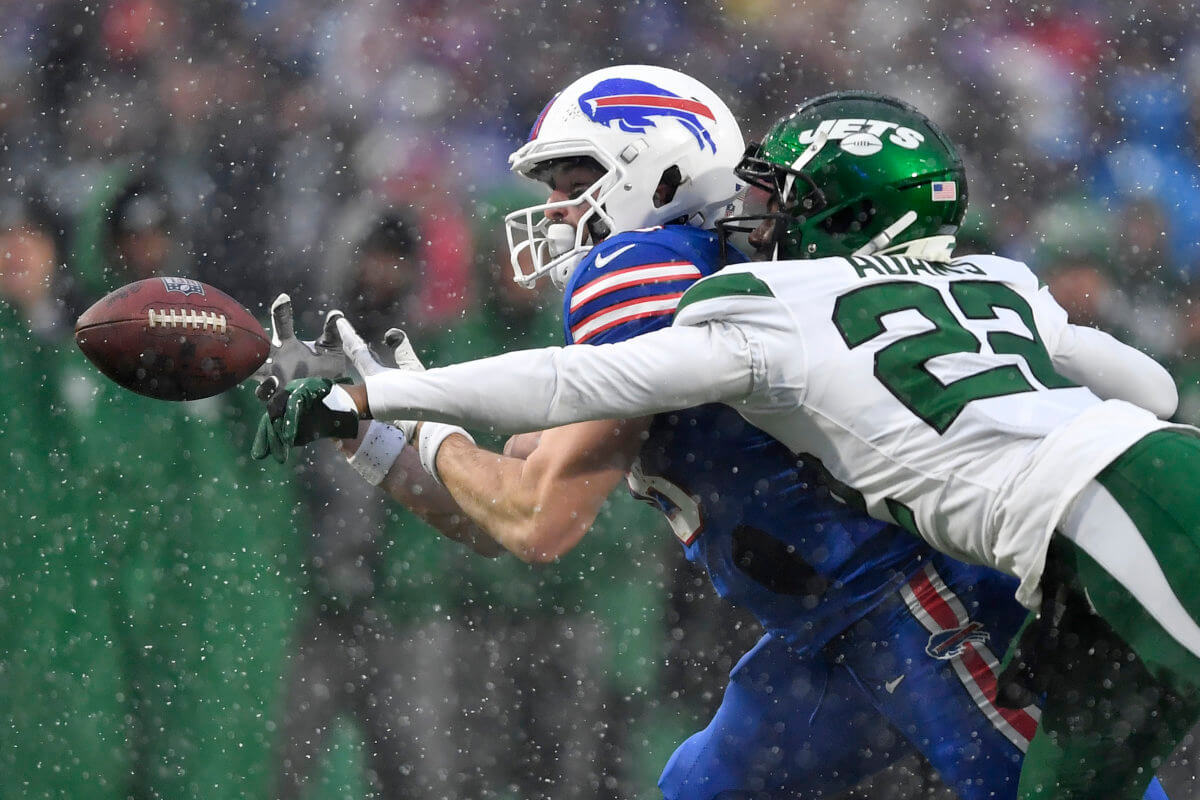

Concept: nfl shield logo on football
[[931, 181, 957, 201], [160, 277, 206, 297]]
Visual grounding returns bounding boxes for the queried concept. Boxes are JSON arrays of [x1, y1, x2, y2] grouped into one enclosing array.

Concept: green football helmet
[[724, 91, 967, 262]]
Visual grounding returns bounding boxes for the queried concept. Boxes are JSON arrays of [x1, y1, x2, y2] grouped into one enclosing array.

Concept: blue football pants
[[659, 553, 1170, 800]]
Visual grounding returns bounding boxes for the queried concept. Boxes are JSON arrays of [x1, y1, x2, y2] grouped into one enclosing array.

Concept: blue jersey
[[563, 225, 929, 654], [562, 225, 719, 345]]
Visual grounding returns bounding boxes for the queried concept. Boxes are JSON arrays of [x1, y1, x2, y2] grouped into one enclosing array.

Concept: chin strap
[[852, 209, 957, 263], [854, 210, 918, 257], [876, 235, 958, 262], [544, 222, 591, 290], [549, 251, 587, 290]]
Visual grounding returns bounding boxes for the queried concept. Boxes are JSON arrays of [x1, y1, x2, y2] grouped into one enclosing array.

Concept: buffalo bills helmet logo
[[578, 78, 717, 152], [925, 621, 990, 660]]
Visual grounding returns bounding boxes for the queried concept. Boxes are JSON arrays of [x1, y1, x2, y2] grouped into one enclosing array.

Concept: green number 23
[[832, 279, 1075, 434]]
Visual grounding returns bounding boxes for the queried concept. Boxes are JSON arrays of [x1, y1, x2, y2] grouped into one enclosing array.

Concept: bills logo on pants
[[901, 563, 1041, 751]]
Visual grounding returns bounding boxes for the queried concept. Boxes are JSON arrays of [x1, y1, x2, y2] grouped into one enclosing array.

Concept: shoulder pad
[[951, 253, 1040, 289], [564, 229, 714, 345]]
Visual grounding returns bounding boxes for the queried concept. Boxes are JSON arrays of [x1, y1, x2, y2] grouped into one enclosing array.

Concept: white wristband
[[418, 422, 474, 486], [322, 382, 359, 413], [346, 420, 407, 486]]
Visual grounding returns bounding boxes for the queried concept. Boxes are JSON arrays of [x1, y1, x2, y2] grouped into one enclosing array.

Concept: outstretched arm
[[348, 322, 757, 433], [256, 317, 755, 563], [432, 418, 650, 563], [333, 416, 647, 563], [331, 321, 651, 561], [332, 430, 505, 558], [253, 315, 675, 561]]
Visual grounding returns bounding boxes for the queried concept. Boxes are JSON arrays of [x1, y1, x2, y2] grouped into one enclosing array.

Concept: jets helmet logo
[[799, 118, 926, 153], [578, 78, 717, 152]]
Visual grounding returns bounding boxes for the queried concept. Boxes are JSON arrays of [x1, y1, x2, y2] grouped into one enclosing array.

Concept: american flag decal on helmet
[[578, 78, 717, 152], [931, 181, 957, 201]]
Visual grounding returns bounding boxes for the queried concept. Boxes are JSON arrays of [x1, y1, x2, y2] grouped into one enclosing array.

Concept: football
[[74, 276, 270, 401]]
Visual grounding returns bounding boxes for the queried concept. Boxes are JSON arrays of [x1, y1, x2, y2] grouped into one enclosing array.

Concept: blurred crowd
[[2, 0, 1200, 798]]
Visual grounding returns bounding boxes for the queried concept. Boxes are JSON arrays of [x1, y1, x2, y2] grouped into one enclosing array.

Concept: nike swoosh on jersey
[[593, 243, 637, 268], [884, 675, 905, 693]]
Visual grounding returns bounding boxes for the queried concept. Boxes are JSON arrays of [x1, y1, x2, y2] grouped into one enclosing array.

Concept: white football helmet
[[505, 65, 745, 289]]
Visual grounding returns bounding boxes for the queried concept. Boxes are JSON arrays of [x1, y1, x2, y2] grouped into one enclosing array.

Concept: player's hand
[[332, 318, 473, 486], [385, 327, 426, 372], [335, 313, 390, 377], [251, 377, 360, 463], [253, 294, 350, 403], [332, 315, 427, 376], [335, 317, 426, 440]]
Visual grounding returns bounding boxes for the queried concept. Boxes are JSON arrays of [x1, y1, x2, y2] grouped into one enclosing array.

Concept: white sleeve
[[1050, 324, 1178, 419], [1029, 284, 1177, 419], [362, 323, 758, 434]]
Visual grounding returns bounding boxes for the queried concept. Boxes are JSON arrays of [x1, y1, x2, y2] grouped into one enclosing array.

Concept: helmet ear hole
[[587, 215, 611, 242], [654, 166, 683, 208]]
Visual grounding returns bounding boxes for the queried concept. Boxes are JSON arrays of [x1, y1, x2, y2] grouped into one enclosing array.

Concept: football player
[[257, 82, 1175, 799]]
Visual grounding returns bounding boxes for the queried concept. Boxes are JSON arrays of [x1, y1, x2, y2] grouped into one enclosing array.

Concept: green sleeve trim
[[886, 498, 921, 538], [675, 271, 774, 315]]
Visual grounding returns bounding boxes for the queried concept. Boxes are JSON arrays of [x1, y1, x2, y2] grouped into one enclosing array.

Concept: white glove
[[253, 293, 350, 402], [385, 327, 426, 372], [382, 326, 476, 485], [337, 316, 472, 485], [335, 314, 417, 441]]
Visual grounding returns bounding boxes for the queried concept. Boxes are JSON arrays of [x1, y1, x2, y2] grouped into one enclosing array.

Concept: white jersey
[[365, 252, 1180, 607], [671, 253, 1174, 607]]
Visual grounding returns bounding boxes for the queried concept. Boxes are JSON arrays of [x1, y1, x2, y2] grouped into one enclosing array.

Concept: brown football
[[74, 277, 269, 401]]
